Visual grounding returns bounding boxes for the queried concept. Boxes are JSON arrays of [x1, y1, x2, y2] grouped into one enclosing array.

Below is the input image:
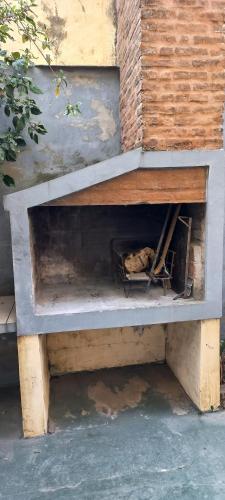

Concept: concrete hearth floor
[[1, 364, 225, 499], [36, 281, 191, 315]]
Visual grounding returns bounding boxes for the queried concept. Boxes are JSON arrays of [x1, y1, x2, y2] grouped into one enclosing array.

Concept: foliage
[[0, 0, 80, 186]]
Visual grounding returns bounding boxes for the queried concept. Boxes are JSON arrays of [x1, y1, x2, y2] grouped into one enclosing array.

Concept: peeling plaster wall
[[6, 0, 116, 66], [0, 67, 120, 295]]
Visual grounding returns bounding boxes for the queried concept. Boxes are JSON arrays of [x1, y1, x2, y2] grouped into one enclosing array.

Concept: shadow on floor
[[49, 364, 194, 432], [0, 384, 21, 439]]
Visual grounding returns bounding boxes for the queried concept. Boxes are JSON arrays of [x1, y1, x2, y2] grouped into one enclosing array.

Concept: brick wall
[[117, 0, 225, 151], [116, 0, 142, 150]]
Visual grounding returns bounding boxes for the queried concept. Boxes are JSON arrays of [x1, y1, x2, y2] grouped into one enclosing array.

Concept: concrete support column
[[17, 335, 49, 438], [166, 319, 220, 411]]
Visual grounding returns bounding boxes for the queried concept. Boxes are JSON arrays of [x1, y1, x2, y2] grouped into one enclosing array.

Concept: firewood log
[[124, 247, 155, 273]]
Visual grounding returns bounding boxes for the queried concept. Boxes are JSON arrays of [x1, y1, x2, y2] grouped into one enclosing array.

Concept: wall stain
[[78, 0, 86, 13], [91, 99, 116, 141], [107, 0, 117, 28], [70, 75, 100, 89], [40, 1, 67, 61], [34, 147, 88, 174], [64, 103, 116, 142]]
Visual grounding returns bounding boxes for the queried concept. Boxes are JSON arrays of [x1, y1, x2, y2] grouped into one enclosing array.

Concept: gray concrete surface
[[1, 364, 225, 499]]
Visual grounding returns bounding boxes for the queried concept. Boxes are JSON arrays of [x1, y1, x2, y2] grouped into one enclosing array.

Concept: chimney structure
[[116, 0, 225, 152]]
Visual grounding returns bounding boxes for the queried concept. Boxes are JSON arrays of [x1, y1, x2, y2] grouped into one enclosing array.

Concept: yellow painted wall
[[47, 326, 166, 375], [7, 0, 116, 66]]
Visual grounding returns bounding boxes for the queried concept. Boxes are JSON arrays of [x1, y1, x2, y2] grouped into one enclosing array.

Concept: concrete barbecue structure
[[3, 0, 225, 438], [4, 149, 225, 336], [4, 147, 224, 437]]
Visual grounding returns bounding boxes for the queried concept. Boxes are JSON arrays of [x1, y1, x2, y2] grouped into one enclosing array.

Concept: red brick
[[116, 0, 225, 151]]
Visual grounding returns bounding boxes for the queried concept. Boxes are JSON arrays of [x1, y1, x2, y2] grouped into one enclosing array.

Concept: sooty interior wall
[[30, 205, 169, 286], [30, 203, 205, 300]]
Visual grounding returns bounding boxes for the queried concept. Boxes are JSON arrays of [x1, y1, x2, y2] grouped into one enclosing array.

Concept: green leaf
[[18, 84, 28, 95], [18, 116, 26, 132], [29, 83, 43, 94], [5, 85, 14, 98], [11, 52, 20, 60], [12, 116, 19, 129], [2, 174, 15, 187], [5, 150, 17, 161], [13, 116, 26, 132], [64, 102, 81, 116], [25, 109, 30, 120], [0, 147, 5, 162], [22, 34, 30, 43], [15, 136, 26, 147], [36, 124, 47, 135], [25, 15, 36, 27], [4, 105, 10, 117], [30, 106, 41, 115], [33, 133, 38, 144]]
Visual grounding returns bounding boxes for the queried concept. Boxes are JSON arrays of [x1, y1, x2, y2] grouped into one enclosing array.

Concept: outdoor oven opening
[[29, 203, 206, 315]]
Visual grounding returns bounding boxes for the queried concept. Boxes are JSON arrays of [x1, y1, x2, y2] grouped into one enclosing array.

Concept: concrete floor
[[1, 364, 225, 499]]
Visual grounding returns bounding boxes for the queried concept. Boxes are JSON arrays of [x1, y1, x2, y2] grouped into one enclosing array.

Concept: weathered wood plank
[[47, 325, 166, 375], [17, 335, 49, 438], [166, 319, 220, 411], [47, 168, 207, 206]]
